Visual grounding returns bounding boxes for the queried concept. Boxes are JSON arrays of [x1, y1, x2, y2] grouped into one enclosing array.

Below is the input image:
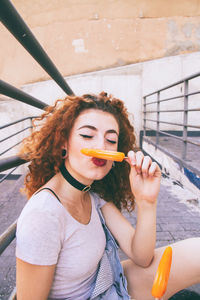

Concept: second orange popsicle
[[151, 246, 172, 299], [81, 148, 125, 162]]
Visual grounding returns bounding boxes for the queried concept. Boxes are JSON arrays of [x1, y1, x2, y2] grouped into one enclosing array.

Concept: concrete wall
[[20, 51, 200, 134], [1, 51, 199, 169], [1, 51, 200, 175], [1, 0, 200, 88]]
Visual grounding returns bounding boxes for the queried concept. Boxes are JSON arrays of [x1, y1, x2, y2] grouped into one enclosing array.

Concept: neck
[[59, 160, 92, 192], [43, 163, 93, 206], [50, 172, 88, 205]]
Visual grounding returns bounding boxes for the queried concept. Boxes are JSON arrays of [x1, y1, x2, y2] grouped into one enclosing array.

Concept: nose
[[94, 136, 106, 150]]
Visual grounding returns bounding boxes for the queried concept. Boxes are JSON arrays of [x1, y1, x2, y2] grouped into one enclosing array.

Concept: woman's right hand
[[126, 150, 161, 207]]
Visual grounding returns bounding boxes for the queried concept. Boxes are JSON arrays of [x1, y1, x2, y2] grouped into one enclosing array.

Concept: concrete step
[[0, 176, 199, 299], [0, 175, 27, 235]]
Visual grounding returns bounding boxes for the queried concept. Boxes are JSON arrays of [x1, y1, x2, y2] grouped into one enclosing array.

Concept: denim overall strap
[[91, 194, 130, 300]]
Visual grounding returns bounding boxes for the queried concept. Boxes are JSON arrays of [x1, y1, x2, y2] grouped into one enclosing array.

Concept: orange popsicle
[[151, 246, 172, 299], [81, 148, 125, 162]]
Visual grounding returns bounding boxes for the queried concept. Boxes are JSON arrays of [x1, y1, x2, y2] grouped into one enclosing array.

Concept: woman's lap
[[122, 238, 200, 300]]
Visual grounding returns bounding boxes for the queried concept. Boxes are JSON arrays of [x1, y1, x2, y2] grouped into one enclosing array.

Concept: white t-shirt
[[16, 190, 106, 300]]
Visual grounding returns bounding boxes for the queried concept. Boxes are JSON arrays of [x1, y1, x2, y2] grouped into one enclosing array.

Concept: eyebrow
[[78, 125, 119, 136]]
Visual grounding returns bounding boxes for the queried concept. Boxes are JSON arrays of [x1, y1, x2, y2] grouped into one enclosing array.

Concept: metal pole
[[0, 0, 74, 96], [143, 96, 147, 137], [182, 80, 189, 159], [0, 167, 18, 184], [0, 156, 27, 172], [0, 221, 17, 255], [156, 91, 160, 146], [0, 80, 48, 110], [30, 117, 34, 134], [0, 116, 38, 130]]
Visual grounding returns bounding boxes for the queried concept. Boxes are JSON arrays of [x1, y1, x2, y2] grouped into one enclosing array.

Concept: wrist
[[135, 198, 157, 211]]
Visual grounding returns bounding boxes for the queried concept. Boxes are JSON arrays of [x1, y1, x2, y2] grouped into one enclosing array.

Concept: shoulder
[[17, 190, 66, 234], [20, 189, 64, 217], [16, 191, 66, 265]]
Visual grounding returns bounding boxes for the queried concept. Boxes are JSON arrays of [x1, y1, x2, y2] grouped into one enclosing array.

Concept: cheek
[[68, 136, 83, 154], [107, 160, 113, 168], [104, 161, 113, 175]]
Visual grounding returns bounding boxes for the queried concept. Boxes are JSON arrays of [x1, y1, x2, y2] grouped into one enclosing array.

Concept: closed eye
[[107, 139, 117, 144], [80, 134, 93, 139]]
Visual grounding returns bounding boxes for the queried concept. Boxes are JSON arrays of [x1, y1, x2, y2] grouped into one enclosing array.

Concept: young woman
[[16, 92, 200, 300]]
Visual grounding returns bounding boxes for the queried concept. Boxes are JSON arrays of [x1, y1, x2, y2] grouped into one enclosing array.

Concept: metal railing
[[1, 0, 200, 298], [0, 80, 48, 109], [0, 0, 74, 96], [0, 116, 36, 181], [143, 71, 200, 177], [0, 80, 49, 175], [0, 1, 75, 298], [0, 115, 39, 299]]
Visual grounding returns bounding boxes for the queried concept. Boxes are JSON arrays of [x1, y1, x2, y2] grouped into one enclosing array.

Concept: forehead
[[73, 109, 119, 131]]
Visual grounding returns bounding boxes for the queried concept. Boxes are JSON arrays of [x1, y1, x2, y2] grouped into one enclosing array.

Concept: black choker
[[60, 162, 91, 192]]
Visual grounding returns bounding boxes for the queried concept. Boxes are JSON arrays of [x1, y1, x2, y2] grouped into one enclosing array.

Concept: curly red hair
[[19, 92, 138, 211]]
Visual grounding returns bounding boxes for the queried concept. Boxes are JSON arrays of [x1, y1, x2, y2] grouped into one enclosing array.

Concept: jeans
[[90, 203, 130, 300]]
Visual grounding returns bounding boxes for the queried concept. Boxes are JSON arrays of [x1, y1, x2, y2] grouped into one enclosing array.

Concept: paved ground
[[0, 176, 27, 300], [0, 174, 200, 299]]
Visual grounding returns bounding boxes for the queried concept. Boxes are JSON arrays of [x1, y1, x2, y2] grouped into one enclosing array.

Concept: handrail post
[[156, 91, 160, 147], [143, 96, 147, 137], [30, 117, 34, 134], [182, 80, 189, 160]]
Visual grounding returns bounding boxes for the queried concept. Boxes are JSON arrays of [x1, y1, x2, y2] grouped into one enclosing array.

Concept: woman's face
[[65, 109, 119, 185]]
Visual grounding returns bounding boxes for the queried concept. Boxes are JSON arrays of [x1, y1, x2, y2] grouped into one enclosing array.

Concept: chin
[[90, 168, 111, 181], [75, 162, 112, 182]]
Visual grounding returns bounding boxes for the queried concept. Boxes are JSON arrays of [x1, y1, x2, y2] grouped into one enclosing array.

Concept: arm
[[130, 200, 156, 267], [101, 151, 161, 268], [16, 258, 56, 300]]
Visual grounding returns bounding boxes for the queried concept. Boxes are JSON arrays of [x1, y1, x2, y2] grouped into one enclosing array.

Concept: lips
[[92, 157, 107, 167]]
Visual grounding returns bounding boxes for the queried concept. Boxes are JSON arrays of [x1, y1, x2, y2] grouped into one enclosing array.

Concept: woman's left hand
[[126, 150, 161, 206]]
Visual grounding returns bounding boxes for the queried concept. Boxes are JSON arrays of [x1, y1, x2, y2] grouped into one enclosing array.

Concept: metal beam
[[0, 80, 47, 110], [0, 116, 37, 130], [0, 221, 17, 255], [0, 156, 27, 172], [0, 0, 74, 96]]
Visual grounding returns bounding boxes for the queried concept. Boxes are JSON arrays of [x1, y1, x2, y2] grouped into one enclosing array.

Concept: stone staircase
[[0, 175, 200, 299]]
